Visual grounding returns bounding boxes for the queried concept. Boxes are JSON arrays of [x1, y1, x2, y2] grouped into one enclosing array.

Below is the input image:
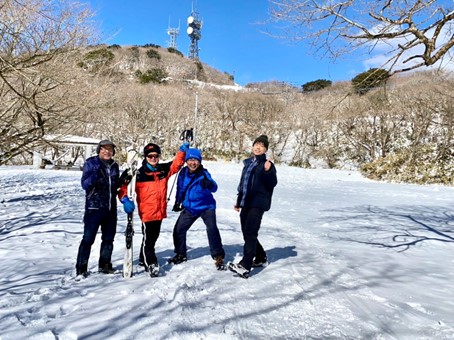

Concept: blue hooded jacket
[[81, 156, 120, 211], [175, 165, 217, 216]]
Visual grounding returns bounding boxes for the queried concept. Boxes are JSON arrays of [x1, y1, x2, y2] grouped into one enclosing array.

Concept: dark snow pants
[[139, 220, 162, 267], [239, 207, 266, 271], [172, 209, 225, 259], [76, 208, 117, 272]]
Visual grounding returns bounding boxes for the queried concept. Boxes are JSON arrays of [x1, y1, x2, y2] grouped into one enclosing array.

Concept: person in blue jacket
[[169, 148, 226, 270], [75, 139, 135, 278]]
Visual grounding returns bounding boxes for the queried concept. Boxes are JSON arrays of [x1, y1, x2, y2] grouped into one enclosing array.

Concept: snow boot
[[75, 264, 88, 280], [75, 272, 89, 281], [214, 256, 226, 271], [98, 262, 115, 274], [148, 263, 159, 277], [252, 257, 268, 268], [75, 271, 88, 281], [168, 253, 187, 265], [228, 262, 250, 279]]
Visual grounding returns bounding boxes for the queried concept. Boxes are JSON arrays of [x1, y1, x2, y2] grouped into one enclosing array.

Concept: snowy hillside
[[0, 162, 453, 339]]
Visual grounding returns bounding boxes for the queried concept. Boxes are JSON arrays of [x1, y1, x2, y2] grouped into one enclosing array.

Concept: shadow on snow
[[321, 205, 454, 251]]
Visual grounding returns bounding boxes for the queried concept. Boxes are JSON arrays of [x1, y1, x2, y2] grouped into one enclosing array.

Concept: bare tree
[[435, 77, 454, 162], [0, 0, 95, 165], [268, 0, 454, 74]]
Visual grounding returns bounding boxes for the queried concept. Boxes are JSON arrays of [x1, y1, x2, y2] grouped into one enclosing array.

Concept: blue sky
[[82, 0, 373, 86]]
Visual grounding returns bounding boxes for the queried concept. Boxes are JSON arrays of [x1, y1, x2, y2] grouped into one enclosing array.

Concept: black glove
[[119, 169, 133, 186], [200, 177, 213, 190], [172, 202, 182, 212]]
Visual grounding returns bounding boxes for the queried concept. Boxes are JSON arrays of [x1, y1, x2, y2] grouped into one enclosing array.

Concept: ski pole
[[179, 128, 193, 143], [167, 129, 193, 201]]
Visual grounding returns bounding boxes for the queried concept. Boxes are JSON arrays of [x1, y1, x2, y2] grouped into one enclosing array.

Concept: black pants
[[239, 207, 266, 271], [76, 208, 117, 272], [139, 220, 162, 266]]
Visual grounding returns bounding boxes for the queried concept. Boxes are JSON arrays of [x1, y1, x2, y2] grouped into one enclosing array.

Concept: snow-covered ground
[[0, 162, 453, 339]]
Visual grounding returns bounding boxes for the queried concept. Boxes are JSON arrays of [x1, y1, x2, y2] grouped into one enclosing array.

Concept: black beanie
[[143, 143, 161, 156], [253, 135, 269, 149]]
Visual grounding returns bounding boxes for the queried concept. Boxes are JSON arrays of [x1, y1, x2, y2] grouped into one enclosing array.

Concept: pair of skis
[[121, 152, 139, 279]]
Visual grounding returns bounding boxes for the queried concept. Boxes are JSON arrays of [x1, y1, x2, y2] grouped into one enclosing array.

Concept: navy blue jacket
[[236, 154, 277, 211], [81, 156, 120, 211], [175, 165, 217, 216]]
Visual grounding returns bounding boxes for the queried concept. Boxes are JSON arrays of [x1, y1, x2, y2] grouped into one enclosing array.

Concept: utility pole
[[193, 93, 198, 147]]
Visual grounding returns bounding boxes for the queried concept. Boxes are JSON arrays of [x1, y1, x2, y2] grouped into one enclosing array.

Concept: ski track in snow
[[0, 164, 453, 339]]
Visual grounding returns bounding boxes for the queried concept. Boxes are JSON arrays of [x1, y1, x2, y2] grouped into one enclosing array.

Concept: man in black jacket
[[228, 135, 278, 278]]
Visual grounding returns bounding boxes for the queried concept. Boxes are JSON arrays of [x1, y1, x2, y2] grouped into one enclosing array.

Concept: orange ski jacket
[[119, 150, 185, 222]]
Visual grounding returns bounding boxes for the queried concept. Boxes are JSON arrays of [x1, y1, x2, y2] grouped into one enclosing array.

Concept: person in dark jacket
[[169, 148, 226, 270], [118, 142, 188, 277], [75, 139, 135, 278], [228, 135, 277, 278]]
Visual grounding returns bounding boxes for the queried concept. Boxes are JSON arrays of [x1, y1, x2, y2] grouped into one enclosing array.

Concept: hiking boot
[[76, 270, 88, 277], [252, 257, 268, 268], [76, 264, 88, 276], [214, 256, 226, 271], [148, 263, 159, 277], [168, 253, 187, 265], [228, 262, 250, 279], [75, 271, 89, 281], [98, 263, 115, 274], [75, 265, 88, 280]]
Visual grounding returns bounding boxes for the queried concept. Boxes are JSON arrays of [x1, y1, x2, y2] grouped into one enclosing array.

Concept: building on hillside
[[33, 135, 100, 170]]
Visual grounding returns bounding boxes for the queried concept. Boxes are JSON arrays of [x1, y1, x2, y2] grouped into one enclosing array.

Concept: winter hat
[[143, 143, 161, 157], [253, 135, 269, 150], [96, 139, 116, 156], [185, 148, 202, 162]]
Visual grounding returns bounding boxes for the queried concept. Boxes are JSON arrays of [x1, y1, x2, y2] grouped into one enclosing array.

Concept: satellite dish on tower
[[187, 26, 201, 39], [187, 16, 202, 28], [187, 6, 202, 60]]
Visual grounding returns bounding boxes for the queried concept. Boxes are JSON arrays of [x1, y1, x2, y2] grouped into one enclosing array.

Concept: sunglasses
[[146, 154, 160, 159]]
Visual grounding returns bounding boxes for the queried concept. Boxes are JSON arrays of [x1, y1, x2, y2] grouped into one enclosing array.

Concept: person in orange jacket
[[119, 142, 188, 277]]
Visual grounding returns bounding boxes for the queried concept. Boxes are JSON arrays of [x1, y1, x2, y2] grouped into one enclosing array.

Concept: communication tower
[[167, 18, 180, 49], [187, 5, 202, 60]]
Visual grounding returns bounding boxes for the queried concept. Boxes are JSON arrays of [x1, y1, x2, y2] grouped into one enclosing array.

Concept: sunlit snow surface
[[0, 162, 453, 339]]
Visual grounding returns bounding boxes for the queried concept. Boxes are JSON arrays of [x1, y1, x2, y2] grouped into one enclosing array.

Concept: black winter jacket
[[236, 153, 277, 211], [81, 156, 120, 211]]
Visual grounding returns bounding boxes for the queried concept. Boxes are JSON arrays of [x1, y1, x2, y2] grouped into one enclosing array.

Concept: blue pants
[[239, 207, 266, 271], [76, 208, 117, 272], [173, 209, 225, 259]]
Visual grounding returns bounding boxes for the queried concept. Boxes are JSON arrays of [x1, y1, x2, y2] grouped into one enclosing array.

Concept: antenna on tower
[[187, 1, 202, 60], [167, 17, 180, 49]]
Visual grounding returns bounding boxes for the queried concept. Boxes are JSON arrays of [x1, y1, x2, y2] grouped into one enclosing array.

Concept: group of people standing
[[75, 134, 277, 279]]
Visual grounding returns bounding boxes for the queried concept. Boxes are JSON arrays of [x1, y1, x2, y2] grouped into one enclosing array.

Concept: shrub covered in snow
[[360, 144, 453, 185]]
